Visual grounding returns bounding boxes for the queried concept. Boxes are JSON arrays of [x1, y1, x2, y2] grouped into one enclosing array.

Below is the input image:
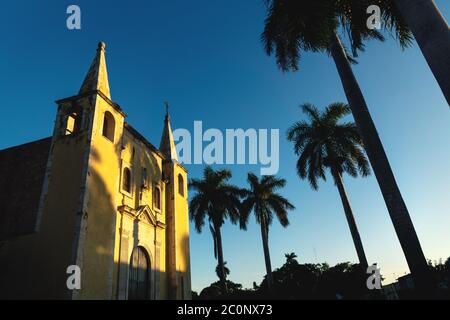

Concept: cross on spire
[[164, 101, 170, 118], [164, 101, 169, 113], [160, 101, 177, 161]]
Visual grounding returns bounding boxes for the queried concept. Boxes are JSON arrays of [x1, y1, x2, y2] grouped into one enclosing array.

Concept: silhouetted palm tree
[[287, 102, 370, 270], [189, 166, 243, 294], [285, 252, 299, 266], [215, 261, 230, 280], [263, 0, 431, 291], [390, 0, 450, 104], [240, 173, 295, 289]]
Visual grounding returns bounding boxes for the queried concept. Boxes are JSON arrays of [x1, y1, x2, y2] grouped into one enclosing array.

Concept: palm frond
[[262, 0, 413, 70], [241, 173, 295, 231], [288, 102, 371, 190]]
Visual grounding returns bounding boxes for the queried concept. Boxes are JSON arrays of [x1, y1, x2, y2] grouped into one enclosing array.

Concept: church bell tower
[[160, 104, 191, 300]]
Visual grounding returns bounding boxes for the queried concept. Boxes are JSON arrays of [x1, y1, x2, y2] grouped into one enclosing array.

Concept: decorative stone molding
[[117, 205, 166, 229]]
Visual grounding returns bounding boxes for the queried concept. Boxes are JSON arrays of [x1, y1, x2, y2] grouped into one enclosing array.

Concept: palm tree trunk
[[260, 216, 274, 289], [214, 225, 228, 294], [329, 30, 432, 293], [332, 170, 369, 271], [394, 0, 450, 105]]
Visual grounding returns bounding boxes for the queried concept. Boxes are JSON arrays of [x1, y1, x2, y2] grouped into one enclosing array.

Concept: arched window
[[141, 168, 148, 188], [128, 246, 150, 300], [123, 167, 132, 193], [178, 174, 184, 197], [64, 107, 83, 136], [154, 187, 161, 210], [102, 111, 115, 142]]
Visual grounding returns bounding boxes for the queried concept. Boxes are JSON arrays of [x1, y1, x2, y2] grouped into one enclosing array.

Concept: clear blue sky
[[1, 1, 449, 291]]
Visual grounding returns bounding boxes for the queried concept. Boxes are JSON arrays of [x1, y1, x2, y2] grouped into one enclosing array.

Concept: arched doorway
[[128, 246, 150, 300]]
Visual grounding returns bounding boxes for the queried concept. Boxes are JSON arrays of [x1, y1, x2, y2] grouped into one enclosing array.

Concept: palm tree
[[263, 0, 431, 291], [215, 261, 230, 280], [287, 102, 370, 271], [189, 166, 243, 294], [240, 173, 295, 289], [285, 252, 299, 266], [391, 0, 450, 104]]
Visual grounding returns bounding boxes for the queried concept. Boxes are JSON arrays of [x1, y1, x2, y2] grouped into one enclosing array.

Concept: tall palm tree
[[287, 102, 370, 271], [240, 173, 295, 289], [391, 0, 450, 104], [189, 166, 243, 294], [263, 0, 432, 291]]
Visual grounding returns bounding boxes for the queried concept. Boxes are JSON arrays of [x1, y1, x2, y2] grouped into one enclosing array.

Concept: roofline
[[124, 123, 165, 160], [163, 158, 188, 173], [0, 137, 52, 153], [55, 90, 127, 117]]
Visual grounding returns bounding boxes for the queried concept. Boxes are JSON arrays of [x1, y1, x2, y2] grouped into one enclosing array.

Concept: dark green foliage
[[197, 280, 255, 300], [240, 174, 295, 230], [240, 173, 295, 288], [216, 261, 230, 280], [258, 254, 368, 299], [189, 166, 243, 234], [262, 0, 412, 71], [287, 102, 370, 190], [189, 166, 245, 293], [195, 253, 372, 300], [195, 254, 450, 300], [428, 259, 450, 299]]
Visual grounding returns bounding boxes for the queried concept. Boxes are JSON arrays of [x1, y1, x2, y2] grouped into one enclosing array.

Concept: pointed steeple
[[79, 42, 111, 99], [159, 102, 178, 161]]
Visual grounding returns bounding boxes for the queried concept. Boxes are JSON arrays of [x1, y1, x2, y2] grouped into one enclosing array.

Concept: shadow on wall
[[0, 138, 52, 240], [80, 146, 116, 295], [176, 233, 192, 300], [0, 137, 169, 299], [83, 142, 164, 300]]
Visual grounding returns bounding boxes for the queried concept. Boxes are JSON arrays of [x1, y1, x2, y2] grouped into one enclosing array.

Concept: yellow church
[[0, 42, 191, 300]]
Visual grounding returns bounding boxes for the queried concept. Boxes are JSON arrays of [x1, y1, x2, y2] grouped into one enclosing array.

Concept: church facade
[[0, 42, 191, 300]]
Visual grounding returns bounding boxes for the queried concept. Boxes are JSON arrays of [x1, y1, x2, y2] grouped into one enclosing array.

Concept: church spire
[[159, 102, 178, 161], [79, 42, 111, 99]]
